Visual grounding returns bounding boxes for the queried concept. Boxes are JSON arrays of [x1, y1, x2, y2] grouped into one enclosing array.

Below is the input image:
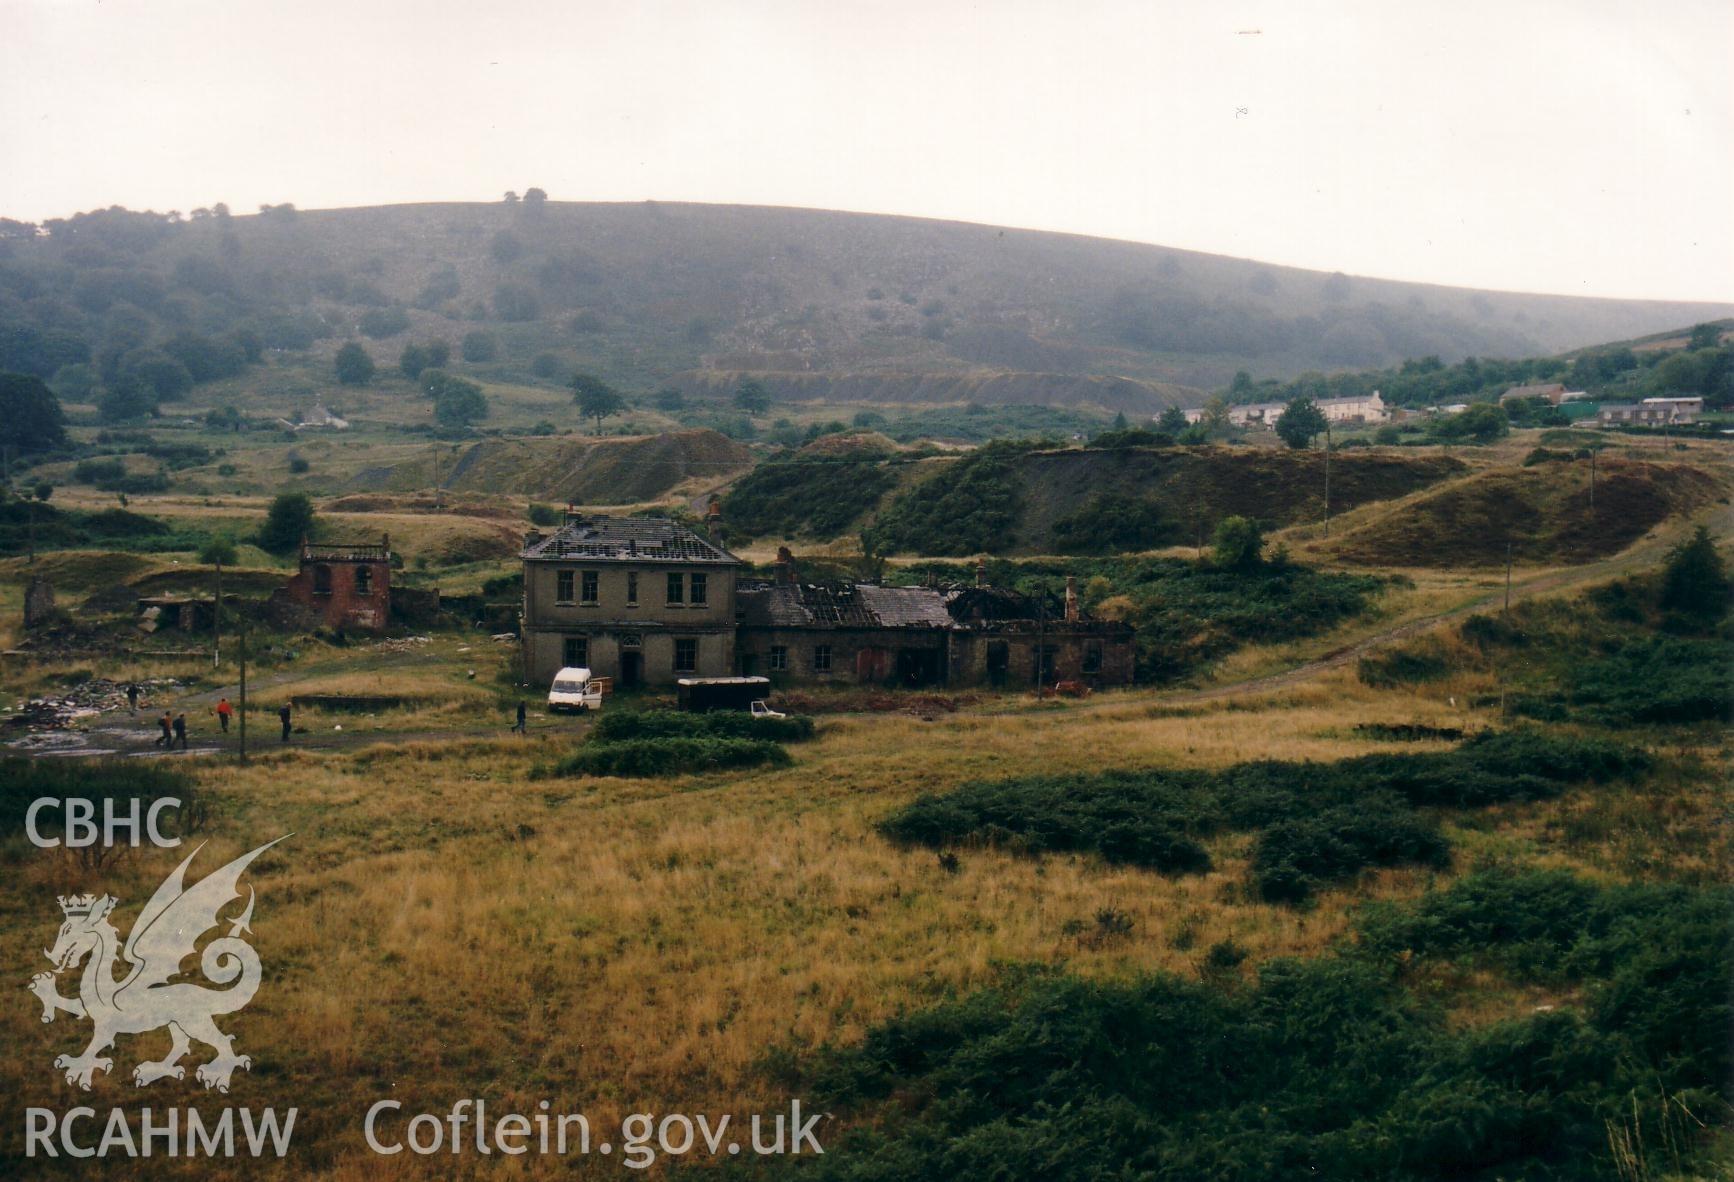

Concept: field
[[0, 415, 1730, 1178]]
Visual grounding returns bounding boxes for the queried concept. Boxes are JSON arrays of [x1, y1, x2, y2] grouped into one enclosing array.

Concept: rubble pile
[[6, 677, 184, 732], [371, 635, 433, 654]]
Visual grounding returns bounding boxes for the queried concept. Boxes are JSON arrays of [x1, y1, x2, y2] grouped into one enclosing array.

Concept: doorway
[[620, 651, 642, 688]]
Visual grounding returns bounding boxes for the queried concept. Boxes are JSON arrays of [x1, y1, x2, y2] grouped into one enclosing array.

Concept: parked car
[[750, 699, 786, 719], [548, 667, 603, 713]]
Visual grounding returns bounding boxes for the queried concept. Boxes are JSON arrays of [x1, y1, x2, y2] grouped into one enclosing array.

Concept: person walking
[[279, 702, 292, 743], [511, 699, 528, 735], [215, 697, 234, 734], [172, 713, 188, 751], [126, 683, 140, 715], [154, 711, 173, 747]]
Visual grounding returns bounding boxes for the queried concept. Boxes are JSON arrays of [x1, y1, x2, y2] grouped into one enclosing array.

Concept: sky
[[2, 0, 1730, 303]]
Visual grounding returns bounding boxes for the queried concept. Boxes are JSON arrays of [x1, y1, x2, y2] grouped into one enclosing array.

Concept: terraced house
[[519, 514, 1137, 690]]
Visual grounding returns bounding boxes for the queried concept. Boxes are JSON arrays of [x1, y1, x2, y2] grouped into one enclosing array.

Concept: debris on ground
[[372, 635, 434, 653], [6, 677, 184, 731]]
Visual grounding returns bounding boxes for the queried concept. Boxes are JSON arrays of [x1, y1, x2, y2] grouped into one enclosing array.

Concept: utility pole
[[1504, 542, 1513, 614], [238, 622, 250, 761], [1322, 421, 1332, 538], [212, 559, 223, 668], [1589, 447, 1596, 514]]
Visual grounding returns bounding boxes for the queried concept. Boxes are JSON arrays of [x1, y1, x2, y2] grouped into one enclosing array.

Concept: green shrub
[[871, 442, 1032, 555], [541, 736, 791, 778], [590, 709, 815, 744], [786, 872, 1728, 1181], [1051, 493, 1170, 554], [724, 459, 896, 540], [1357, 647, 1449, 687]]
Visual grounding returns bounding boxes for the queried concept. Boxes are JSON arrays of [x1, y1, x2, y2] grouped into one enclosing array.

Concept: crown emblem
[[57, 894, 99, 917]]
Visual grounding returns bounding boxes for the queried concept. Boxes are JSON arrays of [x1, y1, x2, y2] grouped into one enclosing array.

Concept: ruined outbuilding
[[279, 536, 393, 631]]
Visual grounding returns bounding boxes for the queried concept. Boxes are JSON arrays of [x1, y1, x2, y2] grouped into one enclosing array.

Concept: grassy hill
[[5, 201, 1731, 425]]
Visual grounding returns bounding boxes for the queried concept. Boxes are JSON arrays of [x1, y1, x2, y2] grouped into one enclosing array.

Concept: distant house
[[276, 403, 351, 431], [1502, 382, 1568, 405], [1318, 391, 1389, 424], [1597, 397, 1702, 427]]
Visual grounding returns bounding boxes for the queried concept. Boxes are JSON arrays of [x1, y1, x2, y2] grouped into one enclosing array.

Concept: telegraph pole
[[212, 559, 223, 668], [1589, 447, 1596, 514], [1504, 542, 1513, 614], [1322, 420, 1333, 538], [237, 620, 248, 763]]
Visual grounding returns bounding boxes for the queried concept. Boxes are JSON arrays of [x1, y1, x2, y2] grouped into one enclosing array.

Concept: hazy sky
[[3, 0, 1730, 302]]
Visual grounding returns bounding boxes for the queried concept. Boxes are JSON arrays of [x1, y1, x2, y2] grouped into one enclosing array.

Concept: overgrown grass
[[880, 731, 1646, 901], [783, 871, 1730, 1181], [724, 458, 897, 540]]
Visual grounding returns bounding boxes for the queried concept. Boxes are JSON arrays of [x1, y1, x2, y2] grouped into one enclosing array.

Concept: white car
[[750, 699, 786, 719], [548, 667, 603, 713]]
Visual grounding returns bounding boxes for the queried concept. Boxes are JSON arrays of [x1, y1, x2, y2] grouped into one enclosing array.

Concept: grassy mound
[[1328, 459, 1723, 568], [723, 456, 898, 540], [591, 709, 815, 744]]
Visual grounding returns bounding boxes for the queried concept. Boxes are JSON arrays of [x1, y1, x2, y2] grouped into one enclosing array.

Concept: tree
[[1199, 394, 1232, 438], [1157, 406, 1189, 435], [334, 342, 375, 386], [1435, 402, 1508, 444], [1687, 323, 1722, 351], [653, 387, 686, 411], [1212, 516, 1265, 571], [0, 372, 69, 453], [98, 382, 157, 423], [258, 492, 315, 554], [1275, 397, 1329, 450], [523, 187, 548, 212], [461, 331, 499, 362], [433, 381, 488, 428], [400, 342, 449, 380], [733, 378, 771, 416], [33, 482, 52, 502], [571, 373, 625, 433], [199, 534, 238, 566], [1660, 526, 1728, 618], [206, 404, 244, 432]]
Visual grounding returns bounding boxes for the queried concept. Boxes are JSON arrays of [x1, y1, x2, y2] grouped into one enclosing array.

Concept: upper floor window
[[556, 570, 575, 603], [581, 570, 599, 605], [627, 572, 638, 605], [666, 573, 684, 604], [689, 573, 708, 606], [354, 566, 373, 595]]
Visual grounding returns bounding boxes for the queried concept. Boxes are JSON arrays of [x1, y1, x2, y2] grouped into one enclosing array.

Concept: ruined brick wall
[[282, 558, 392, 632]]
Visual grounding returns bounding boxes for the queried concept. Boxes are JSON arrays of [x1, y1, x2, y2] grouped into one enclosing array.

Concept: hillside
[[350, 428, 752, 504], [725, 445, 1466, 554], [4, 202, 1730, 424], [1323, 457, 1727, 568]]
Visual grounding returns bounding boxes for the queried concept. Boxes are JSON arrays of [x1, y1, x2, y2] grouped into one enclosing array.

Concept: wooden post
[[1504, 542, 1513, 614], [1323, 421, 1332, 538], [212, 560, 223, 668], [238, 620, 248, 763], [1589, 447, 1596, 514]]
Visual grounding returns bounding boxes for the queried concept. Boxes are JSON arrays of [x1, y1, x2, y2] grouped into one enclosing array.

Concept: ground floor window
[[674, 637, 698, 673], [1083, 642, 1103, 674], [563, 636, 588, 668], [1037, 645, 1058, 683], [768, 645, 788, 671], [813, 644, 832, 673]]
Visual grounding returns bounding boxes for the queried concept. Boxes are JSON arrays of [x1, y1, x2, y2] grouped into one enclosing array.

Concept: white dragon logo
[[27, 837, 288, 1092]]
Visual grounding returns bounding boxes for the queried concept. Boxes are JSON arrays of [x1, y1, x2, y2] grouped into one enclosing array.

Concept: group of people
[[132, 685, 295, 751]]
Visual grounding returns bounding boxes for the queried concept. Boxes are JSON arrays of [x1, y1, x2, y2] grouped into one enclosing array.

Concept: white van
[[548, 667, 603, 713]]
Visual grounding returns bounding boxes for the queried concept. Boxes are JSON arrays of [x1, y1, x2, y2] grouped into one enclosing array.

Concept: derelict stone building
[[519, 514, 1136, 690], [280, 536, 393, 632]]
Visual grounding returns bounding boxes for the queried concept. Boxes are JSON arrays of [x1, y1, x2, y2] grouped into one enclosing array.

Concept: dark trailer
[[676, 676, 772, 713]]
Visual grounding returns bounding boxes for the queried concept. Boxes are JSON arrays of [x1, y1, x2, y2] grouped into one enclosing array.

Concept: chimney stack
[[975, 557, 988, 588], [775, 545, 796, 586], [1065, 575, 1080, 622], [706, 496, 724, 545]]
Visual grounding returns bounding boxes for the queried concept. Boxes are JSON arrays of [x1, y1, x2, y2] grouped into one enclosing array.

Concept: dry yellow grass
[[3, 658, 1721, 1180]]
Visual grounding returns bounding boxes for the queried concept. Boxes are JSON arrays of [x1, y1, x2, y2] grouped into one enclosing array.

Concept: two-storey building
[[520, 514, 742, 688]]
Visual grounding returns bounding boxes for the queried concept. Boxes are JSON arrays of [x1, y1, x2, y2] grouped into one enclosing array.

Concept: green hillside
[[4, 201, 1731, 426]]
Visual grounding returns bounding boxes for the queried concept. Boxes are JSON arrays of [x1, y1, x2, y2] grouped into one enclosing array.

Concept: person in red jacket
[[215, 697, 234, 734]]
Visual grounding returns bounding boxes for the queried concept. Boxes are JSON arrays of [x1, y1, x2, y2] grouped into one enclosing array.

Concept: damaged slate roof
[[738, 583, 957, 629], [521, 514, 740, 564]]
